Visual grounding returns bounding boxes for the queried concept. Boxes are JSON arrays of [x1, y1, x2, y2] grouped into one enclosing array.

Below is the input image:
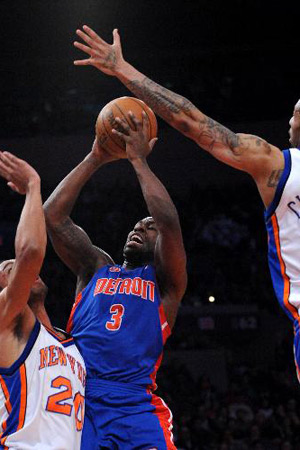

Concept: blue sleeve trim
[[0, 319, 40, 375]]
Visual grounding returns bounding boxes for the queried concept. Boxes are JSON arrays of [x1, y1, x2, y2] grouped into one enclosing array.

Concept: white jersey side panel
[[0, 321, 86, 450]]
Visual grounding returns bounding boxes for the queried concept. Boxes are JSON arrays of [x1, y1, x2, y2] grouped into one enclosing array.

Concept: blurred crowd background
[[1, 0, 300, 448]]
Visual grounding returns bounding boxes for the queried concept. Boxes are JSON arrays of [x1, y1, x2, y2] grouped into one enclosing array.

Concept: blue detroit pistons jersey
[[265, 148, 300, 378], [67, 264, 171, 388]]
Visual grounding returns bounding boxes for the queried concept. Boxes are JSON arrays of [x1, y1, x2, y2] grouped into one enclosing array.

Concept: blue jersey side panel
[[264, 149, 293, 319]]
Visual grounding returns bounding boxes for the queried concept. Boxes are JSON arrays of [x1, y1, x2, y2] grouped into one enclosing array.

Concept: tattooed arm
[[44, 139, 118, 294], [73, 26, 284, 207]]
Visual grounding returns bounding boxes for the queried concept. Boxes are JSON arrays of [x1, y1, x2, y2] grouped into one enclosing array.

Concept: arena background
[[0, 1, 300, 449]]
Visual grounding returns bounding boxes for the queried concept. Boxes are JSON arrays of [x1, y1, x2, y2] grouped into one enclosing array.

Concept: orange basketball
[[95, 96, 158, 157]]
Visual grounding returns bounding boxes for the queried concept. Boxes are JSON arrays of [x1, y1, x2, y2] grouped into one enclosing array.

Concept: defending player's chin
[[31, 277, 48, 293]]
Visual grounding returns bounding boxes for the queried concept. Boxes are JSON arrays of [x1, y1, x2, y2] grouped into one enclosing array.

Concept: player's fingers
[[82, 25, 107, 45], [74, 41, 94, 56], [141, 111, 150, 133], [0, 166, 8, 178], [0, 164, 10, 180], [149, 138, 158, 150], [76, 29, 100, 50], [114, 117, 131, 134], [127, 112, 140, 131], [111, 129, 129, 141], [7, 182, 20, 193], [113, 29, 121, 47], [0, 152, 15, 169], [74, 59, 93, 66], [1, 152, 21, 171], [2, 151, 19, 162]]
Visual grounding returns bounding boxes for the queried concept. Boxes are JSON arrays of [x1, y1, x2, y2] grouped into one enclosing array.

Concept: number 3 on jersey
[[106, 304, 125, 331]]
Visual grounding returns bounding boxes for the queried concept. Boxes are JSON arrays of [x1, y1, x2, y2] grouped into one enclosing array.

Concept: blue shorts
[[81, 378, 176, 450]]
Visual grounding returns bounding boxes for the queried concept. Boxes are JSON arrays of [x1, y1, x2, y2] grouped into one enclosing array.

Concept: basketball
[[95, 96, 158, 157]]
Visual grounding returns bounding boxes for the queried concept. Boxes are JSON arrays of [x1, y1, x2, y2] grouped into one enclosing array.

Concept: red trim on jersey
[[17, 365, 27, 431], [149, 353, 162, 391], [43, 325, 73, 344], [148, 392, 176, 450], [66, 292, 83, 334], [271, 215, 300, 380], [0, 365, 28, 445], [0, 435, 8, 447], [0, 375, 11, 439], [148, 304, 172, 391], [159, 304, 171, 344]]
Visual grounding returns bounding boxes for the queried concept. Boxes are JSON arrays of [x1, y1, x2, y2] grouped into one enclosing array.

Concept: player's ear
[[0, 272, 8, 289]]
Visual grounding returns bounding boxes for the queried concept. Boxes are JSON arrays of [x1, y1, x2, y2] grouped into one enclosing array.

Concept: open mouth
[[128, 234, 143, 245]]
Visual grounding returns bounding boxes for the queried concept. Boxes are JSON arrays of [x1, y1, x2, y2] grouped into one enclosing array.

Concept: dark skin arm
[[73, 26, 284, 208], [43, 141, 121, 295], [113, 112, 187, 329]]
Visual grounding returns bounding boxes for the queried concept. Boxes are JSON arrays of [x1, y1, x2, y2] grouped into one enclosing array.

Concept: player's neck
[[122, 261, 140, 270], [122, 258, 152, 270], [32, 305, 52, 329]]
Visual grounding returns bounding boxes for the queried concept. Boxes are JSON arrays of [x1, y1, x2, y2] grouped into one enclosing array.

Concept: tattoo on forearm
[[126, 77, 242, 153], [267, 170, 283, 188], [126, 78, 196, 122], [198, 117, 240, 153]]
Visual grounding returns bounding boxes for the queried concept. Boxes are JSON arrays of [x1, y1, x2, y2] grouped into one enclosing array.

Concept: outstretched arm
[[113, 113, 187, 329], [44, 140, 119, 293], [74, 26, 284, 206], [0, 152, 46, 327]]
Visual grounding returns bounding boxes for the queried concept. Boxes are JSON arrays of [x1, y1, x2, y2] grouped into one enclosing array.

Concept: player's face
[[288, 100, 300, 148], [123, 217, 158, 260]]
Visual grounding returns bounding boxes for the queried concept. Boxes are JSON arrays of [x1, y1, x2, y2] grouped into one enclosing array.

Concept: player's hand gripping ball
[[95, 96, 158, 158]]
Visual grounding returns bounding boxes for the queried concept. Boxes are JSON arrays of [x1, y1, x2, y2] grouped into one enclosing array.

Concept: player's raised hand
[[112, 112, 158, 162], [74, 26, 124, 76], [0, 151, 40, 194]]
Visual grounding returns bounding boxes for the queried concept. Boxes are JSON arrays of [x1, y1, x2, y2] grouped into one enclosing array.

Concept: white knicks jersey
[[265, 148, 300, 321], [0, 320, 86, 449]]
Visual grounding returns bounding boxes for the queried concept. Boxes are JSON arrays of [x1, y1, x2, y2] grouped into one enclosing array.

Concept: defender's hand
[[0, 151, 40, 195], [74, 26, 124, 76]]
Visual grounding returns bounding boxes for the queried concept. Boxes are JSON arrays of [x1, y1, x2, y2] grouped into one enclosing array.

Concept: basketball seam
[[114, 103, 132, 146], [114, 104, 130, 124]]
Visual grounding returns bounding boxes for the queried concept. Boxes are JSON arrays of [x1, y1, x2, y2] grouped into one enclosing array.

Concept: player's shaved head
[[294, 99, 300, 112]]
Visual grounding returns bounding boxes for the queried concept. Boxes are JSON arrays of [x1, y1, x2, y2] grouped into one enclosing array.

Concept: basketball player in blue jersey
[[0, 152, 85, 449], [44, 111, 187, 448], [72, 27, 300, 379]]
